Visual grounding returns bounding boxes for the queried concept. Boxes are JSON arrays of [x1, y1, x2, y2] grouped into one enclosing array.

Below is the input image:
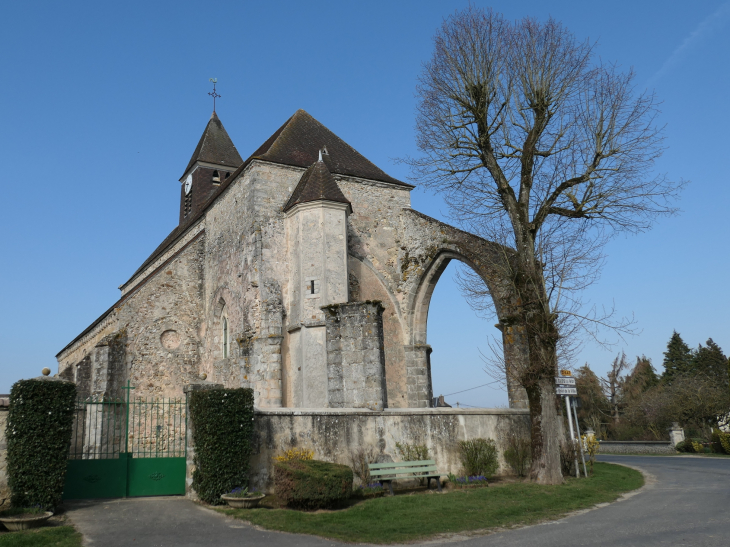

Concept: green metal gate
[[63, 382, 187, 499]]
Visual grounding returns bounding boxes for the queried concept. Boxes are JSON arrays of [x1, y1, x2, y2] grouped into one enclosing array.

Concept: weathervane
[[208, 78, 221, 112]]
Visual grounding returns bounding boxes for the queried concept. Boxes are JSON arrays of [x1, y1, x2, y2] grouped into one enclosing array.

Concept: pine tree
[[622, 356, 659, 402], [692, 339, 729, 386], [662, 331, 693, 383]]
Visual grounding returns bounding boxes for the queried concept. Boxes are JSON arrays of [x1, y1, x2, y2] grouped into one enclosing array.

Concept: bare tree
[[408, 7, 683, 484], [601, 352, 629, 426]]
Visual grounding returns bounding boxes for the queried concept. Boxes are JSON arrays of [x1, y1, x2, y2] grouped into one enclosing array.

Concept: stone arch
[[398, 209, 528, 408]]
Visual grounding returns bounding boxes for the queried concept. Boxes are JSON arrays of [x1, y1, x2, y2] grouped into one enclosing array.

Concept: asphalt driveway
[[64, 455, 730, 546]]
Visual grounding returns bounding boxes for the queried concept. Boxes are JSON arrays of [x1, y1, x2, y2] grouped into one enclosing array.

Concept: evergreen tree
[[622, 356, 659, 403], [692, 339, 729, 386], [662, 331, 693, 383]]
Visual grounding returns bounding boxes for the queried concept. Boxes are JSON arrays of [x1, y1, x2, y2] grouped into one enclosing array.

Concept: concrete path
[[64, 455, 730, 546]]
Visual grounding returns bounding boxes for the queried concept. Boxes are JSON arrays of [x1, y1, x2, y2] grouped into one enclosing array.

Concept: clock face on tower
[[184, 175, 193, 195]]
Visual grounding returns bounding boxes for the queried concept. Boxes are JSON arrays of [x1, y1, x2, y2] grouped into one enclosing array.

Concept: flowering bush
[[354, 482, 385, 498], [581, 434, 600, 474], [275, 447, 314, 462], [447, 473, 490, 488]]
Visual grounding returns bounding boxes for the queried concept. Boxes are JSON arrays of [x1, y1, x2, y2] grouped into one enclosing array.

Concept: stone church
[[57, 109, 528, 411]]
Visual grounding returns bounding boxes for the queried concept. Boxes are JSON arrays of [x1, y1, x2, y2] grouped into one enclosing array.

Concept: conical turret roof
[[283, 157, 351, 212], [180, 111, 243, 180]]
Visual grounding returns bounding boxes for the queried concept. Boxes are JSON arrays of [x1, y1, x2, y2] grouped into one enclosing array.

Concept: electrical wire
[[442, 380, 501, 397]]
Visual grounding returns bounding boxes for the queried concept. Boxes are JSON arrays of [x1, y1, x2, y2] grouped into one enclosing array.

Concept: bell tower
[[179, 111, 243, 223]]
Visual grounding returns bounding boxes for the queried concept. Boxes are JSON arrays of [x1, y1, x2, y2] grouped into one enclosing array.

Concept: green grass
[[0, 526, 82, 547], [218, 462, 643, 544]]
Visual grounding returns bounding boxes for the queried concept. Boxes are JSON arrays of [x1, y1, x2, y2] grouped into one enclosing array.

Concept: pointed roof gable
[[283, 158, 351, 212], [180, 111, 243, 179], [250, 109, 412, 188]]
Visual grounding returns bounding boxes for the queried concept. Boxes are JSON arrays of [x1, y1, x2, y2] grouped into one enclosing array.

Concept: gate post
[[183, 378, 223, 499]]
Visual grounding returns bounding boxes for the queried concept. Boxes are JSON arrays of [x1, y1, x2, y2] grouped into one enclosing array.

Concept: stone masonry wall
[[250, 408, 531, 490], [324, 302, 387, 410]]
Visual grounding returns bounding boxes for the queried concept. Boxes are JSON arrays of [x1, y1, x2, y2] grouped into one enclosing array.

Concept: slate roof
[[180, 111, 243, 179], [250, 110, 411, 188], [56, 110, 413, 356], [283, 158, 351, 212]]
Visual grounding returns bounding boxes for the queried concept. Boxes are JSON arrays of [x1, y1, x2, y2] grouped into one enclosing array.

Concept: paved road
[[65, 456, 729, 546]]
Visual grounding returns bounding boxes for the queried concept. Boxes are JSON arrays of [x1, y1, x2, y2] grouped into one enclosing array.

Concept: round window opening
[[160, 330, 181, 350]]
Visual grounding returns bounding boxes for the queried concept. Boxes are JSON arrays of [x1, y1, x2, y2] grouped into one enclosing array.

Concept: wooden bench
[[368, 460, 442, 495]]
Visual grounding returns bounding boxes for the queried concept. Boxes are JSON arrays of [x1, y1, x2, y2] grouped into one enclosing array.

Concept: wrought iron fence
[[69, 392, 186, 460]]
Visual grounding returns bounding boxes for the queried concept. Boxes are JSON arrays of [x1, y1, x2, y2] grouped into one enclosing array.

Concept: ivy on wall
[[7, 379, 76, 510], [189, 388, 255, 505]]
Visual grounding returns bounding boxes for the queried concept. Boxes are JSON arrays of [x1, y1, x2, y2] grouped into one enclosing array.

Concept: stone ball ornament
[[42, 367, 51, 376]]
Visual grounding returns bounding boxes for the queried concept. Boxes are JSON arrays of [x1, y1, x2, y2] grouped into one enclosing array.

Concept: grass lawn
[[0, 526, 82, 547], [218, 462, 643, 544]]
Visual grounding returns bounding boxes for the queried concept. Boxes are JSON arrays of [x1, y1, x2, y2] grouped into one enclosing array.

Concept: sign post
[[571, 397, 588, 478], [556, 373, 580, 478]]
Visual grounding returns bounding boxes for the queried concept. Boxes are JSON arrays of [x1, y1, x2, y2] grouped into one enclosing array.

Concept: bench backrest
[[369, 460, 438, 478]]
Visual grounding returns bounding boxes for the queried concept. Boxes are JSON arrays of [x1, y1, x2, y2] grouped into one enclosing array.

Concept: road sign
[[556, 386, 578, 396], [560, 369, 572, 377], [555, 377, 576, 385]]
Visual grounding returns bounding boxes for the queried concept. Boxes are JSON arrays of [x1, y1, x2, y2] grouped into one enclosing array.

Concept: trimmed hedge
[[7, 379, 76, 510], [189, 388, 255, 505], [274, 459, 353, 509]]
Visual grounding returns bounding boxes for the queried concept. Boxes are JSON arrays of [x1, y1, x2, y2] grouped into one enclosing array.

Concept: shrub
[[7, 378, 76, 510], [503, 434, 531, 477], [275, 448, 314, 462], [274, 459, 353, 509], [395, 442, 428, 461], [189, 388, 255, 505], [720, 432, 730, 454], [349, 446, 378, 486], [675, 440, 692, 453], [457, 438, 499, 478], [581, 434, 600, 475]]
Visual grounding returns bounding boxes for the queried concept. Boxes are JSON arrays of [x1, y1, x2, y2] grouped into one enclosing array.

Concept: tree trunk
[[526, 377, 564, 484]]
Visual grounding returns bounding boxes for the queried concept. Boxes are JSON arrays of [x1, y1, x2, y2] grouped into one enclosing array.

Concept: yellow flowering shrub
[[275, 447, 314, 462], [581, 434, 600, 474]]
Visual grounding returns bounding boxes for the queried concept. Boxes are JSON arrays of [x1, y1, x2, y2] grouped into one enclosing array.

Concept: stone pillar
[[404, 344, 432, 408], [496, 322, 529, 409], [669, 423, 685, 447], [324, 302, 387, 410], [183, 380, 223, 499]]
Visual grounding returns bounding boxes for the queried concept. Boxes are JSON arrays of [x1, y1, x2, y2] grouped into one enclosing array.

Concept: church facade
[[56, 109, 529, 410]]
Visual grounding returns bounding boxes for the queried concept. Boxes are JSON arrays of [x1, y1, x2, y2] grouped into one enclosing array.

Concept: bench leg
[[437, 477, 442, 492], [387, 480, 394, 496]]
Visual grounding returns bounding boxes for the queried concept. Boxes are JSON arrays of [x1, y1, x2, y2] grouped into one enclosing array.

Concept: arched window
[[212, 170, 220, 184], [222, 316, 229, 358]]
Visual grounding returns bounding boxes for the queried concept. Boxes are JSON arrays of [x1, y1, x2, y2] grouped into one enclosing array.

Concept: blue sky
[[1, 1, 728, 406]]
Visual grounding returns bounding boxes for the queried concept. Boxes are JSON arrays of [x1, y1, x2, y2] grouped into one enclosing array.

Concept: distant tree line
[[575, 332, 730, 441]]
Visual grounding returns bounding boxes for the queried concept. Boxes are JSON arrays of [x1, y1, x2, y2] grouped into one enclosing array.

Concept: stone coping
[[599, 440, 671, 445], [254, 407, 530, 416]]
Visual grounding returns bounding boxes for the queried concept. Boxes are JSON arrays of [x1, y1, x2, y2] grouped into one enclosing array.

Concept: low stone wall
[[250, 407, 531, 490], [598, 440, 676, 455]]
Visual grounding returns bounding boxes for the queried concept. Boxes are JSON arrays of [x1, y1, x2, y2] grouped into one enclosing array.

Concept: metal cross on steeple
[[208, 78, 221, 112]]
